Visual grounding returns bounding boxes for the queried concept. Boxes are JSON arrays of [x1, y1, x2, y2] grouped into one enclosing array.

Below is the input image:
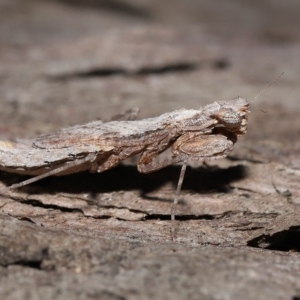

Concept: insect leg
[[1, 153, 96, 192], [138, 149, 189, 242], [137, 154, 185, 173], [171, 156, 188, 242], [175, 132, 235, 161], [96, 146, 144, 173]]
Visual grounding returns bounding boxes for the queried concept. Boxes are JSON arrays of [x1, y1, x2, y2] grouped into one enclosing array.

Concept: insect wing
[[33, 121, 117, 152]]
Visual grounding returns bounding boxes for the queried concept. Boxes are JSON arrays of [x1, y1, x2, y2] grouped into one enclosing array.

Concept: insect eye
[[222, 110, 240, 126]]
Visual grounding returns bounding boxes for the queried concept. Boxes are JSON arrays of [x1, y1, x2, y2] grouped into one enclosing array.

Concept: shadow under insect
[[0, 163, 248, 198]]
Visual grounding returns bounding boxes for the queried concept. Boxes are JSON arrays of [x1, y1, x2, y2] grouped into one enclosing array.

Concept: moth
[[0, 97, 250, 240]]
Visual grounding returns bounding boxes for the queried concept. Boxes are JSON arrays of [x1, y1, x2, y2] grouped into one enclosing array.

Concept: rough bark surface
[[0, 1, 300, 299]]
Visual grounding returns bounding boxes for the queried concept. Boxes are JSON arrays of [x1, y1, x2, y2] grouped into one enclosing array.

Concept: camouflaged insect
[[0, 97, 250, 240]]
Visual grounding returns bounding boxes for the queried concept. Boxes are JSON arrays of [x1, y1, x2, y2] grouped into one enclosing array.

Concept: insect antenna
[[252, 72, 284, 103]]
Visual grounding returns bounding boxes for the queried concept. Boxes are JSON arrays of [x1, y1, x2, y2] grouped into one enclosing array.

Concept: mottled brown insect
[[0, 97, 250, 240]]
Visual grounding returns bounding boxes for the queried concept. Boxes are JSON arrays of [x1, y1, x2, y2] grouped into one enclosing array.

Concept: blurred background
[[1, 0, 300, 44]]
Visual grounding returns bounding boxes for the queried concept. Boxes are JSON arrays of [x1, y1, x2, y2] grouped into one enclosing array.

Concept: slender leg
[[1, 153, 96, 192], [171, 156, 188, 242], [138, 150, 189, 242], [137, 152, 185, 173], [97, 146, 143, 173]]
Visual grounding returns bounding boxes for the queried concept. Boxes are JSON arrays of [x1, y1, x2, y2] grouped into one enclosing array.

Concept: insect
[[0, 97, 250, 240]]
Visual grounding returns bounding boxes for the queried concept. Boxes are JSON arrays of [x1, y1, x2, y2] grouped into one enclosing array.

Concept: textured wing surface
[[33, 109, 200, 150], [33, 121, 123, 150]]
